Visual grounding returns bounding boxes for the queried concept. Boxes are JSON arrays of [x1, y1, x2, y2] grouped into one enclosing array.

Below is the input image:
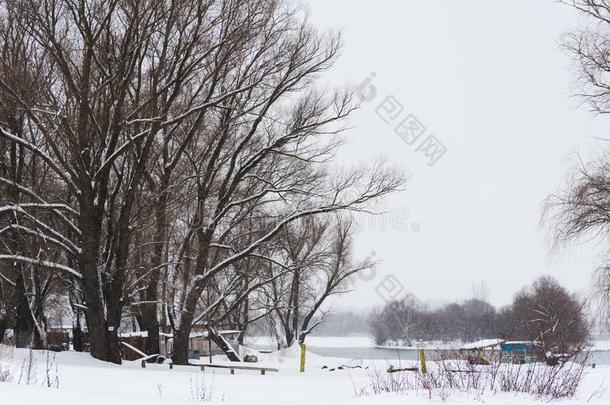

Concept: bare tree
[[504, 276, 590, 355], [155, 1, 404, 362], [0, 0, 405, 365], [0, 6, 64, 349], [266, 214, 375, 347], [543, 1, 610, 322], [370, 295, 421, 346]]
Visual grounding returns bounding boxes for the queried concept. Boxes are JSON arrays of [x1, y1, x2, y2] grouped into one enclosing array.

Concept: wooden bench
[[200, 363, 279, 375]]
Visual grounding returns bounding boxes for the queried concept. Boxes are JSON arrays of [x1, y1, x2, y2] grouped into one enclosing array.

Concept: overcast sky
[[303, 0, 609, 310]]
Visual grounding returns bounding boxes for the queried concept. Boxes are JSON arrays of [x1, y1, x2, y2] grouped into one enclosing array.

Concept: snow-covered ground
[[1, 341, 609, 405]]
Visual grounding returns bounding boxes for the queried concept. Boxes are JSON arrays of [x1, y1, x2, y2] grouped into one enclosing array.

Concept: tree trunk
[[0, 312, 7, 345], [288, 268, 300, 348], [31, 276, 47, 350], [14, 273, 33, 348], [172, 323, 191, 365], [73, 325, 84, 352], [142, 181, 169, 356], [172, 229, 212, 364], [237, 296, 249, 346], [84, 305, 110, 360], [141, 305, 160, 356], [206, 323, 241, 362], [82, 265, 113, 361]]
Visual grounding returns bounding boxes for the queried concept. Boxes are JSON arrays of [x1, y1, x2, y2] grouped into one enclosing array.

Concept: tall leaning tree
[[544, 1, 610, 321], [162, 5, 404, 361]]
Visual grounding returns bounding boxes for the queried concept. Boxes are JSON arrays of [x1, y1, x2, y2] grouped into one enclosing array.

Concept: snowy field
[[1, 341, 610, 405]]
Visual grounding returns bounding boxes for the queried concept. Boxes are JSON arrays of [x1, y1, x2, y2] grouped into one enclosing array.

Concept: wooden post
[[299, 344, 306, 373], [418, 344, 427, 374]]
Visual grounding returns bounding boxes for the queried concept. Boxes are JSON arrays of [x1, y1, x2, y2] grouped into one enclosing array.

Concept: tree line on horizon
[[371, 276, 590, 355]]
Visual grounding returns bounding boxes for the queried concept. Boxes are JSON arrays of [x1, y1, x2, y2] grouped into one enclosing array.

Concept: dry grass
[[358, 352, 587, 401], [0, 344, 14, 382]]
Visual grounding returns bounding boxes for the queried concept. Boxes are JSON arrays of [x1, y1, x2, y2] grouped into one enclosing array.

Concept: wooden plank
[[200, 364, 278, 372], [387, 366, 418, 373], [168, 362, 200, 369], [121, 341, 147, 358]]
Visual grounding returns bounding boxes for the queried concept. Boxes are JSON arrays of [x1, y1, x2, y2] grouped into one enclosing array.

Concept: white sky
[[304, 0, 610, 310]]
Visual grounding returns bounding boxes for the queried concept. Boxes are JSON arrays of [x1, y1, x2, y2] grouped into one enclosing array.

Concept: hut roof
[[461, 338, 505, 350]]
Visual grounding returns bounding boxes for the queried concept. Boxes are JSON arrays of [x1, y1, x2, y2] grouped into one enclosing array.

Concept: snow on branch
[[201, 203, 353, 280], [16, 203, 78, 215], [0, 224, 80, 256], [0, 204, 80, 254], [0, 127, 79, 194], [94, 129, 152, 179], [0, 254, 82, 278], [0, 176, 81, 235]]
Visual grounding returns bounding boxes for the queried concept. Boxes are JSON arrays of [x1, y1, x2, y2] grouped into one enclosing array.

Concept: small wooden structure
[[200, 363, 278, 375], [118, 329, 240, 361], [46, 330, 70, 350], [187, 330, 240, 358], [120, 334, 149, 361], [460, 339, 541, 365], [460, 339, 504, 365]]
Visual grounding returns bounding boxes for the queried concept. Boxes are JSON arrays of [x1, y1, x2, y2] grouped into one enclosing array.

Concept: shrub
[[357, 351, 587, 401]]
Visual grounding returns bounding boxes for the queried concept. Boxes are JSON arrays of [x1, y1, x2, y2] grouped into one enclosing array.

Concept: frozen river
[[307, 345, 610, 365], [252, 336, 610, 365]]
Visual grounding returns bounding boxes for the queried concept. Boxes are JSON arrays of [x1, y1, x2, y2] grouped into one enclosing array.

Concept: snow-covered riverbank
[[1, 342, 610, 405]]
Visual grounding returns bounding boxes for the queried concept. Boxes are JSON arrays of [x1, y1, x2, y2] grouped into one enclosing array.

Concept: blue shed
[[501, 341, 539, 364]]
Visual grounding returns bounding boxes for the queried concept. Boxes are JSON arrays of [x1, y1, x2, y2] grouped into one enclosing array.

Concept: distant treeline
[[371, 276, 589, 354], [310, 311, 371, 336]]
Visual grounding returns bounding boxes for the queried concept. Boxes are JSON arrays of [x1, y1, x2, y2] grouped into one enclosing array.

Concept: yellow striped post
[[418, 344, 427, 374], [299, 343, 306, 373]]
